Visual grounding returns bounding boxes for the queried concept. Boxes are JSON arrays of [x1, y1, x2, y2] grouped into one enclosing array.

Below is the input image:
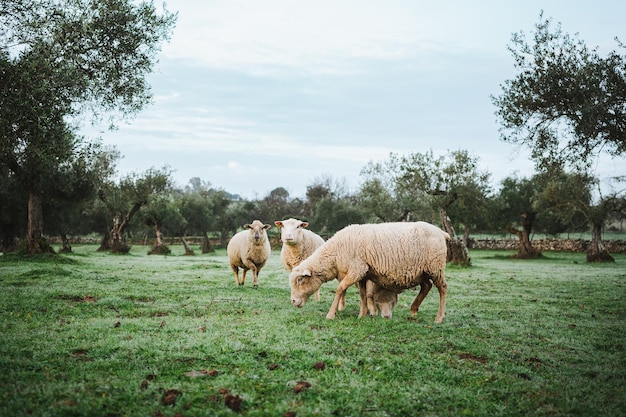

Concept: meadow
[[0, 245, 624, 417]]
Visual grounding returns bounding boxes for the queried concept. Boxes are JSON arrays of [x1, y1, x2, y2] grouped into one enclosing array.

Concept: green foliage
[[0, 246, 624, 416], [359, 149, 492, 232], [492, 12, 626, 171], [0, 0, 176, 252]]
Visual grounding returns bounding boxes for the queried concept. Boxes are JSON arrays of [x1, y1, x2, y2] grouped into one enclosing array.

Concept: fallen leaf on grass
[[162, 389, 182, 406], [218, 388, 243, 412], [284, 412, 296, 417], [268, 363, 280, 370], [83, 295, 96, 302], [159, 321, 166, 328], [113, 321, 121, 328], [198, 326, 206, 332], [312, 361, 326, 370], [224, 393, 243, 412], [140, 380, 148, 390], [293, 381, 311, 394], [459, 353, 487, 364]]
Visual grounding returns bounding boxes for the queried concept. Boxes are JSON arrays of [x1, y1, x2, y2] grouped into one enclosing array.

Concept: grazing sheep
[[289, 221, 450, 323], [366, 280, 398, 319], [227, 220, 272, 287], [274, 218, 326, 302]]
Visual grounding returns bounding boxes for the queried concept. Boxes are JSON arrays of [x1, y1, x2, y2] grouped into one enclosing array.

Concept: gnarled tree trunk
[[181, 237, 195, 255], [59, 232, 72, 253], [148, 221, 170, 255], [201, 231, 214, 253], [26, 190, 54, 254], [587, 222, 614, 262], [509, 212, 541, 259], [440, 208, 470, 266], [109, 215, 130, 253]]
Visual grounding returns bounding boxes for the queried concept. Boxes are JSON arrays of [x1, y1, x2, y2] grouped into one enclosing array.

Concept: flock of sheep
[[227, 218, 450, 323]]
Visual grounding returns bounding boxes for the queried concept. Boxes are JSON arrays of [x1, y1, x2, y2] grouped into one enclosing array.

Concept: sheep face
[[275, 218, 309, 246], [244, 220, 271, 244], [289, 266, 323, 308]]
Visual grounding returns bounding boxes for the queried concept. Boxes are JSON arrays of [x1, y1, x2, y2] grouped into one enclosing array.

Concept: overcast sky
[[83, 0, 626, 199]]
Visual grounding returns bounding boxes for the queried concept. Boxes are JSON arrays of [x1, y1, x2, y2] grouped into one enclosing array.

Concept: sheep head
[[244, 220, 271, 244], [289, 266, 323, 308], [275, 218, 309, 246]]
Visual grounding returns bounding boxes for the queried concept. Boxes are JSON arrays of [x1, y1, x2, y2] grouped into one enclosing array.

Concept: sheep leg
[[243, 261, 258, 287], [252, 268, 259, 288], [410, 279, 433, 315], [314, 289, 320, 302], [326, 279, 356, 319], [231, 266, 241, 286], [240, 269, 247, 286], [357, 280, 369, 318], [365, 282, 377, 316], [433, 278, 447, 324], [338, 291, 346, 311]]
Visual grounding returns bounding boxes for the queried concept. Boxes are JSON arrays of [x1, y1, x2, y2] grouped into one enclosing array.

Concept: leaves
[[492, 12, 626, 170], [293, 381, 311, 394], [161, 389, 182, 406]]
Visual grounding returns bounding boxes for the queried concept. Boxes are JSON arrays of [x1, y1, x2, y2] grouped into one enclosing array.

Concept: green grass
[[1, 245, 624, 417]]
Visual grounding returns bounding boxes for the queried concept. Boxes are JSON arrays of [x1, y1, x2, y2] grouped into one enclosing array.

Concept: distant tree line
[[1, 148, 624, 263]]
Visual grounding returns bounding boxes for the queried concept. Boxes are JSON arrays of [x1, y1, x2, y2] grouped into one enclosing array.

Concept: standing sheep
[[274, 218, 326, 302], [227, 220, 272, 287], [289, 221, 450, 324]]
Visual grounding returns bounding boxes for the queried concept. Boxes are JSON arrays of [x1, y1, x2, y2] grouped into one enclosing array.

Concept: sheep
[[227, 220, 272, 287], [289, 221, 450, 323], [274, 218, 326, 302], [365, 280, 398, 319]]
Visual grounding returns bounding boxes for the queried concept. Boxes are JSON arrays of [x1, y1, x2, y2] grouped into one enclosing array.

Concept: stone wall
[[46, 235, 626, 253], [469, 238, 626, 253]]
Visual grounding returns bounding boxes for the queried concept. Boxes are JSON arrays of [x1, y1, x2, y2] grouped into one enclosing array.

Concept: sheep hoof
[[253, 284, 258, 289], [326, 313, 336, 319]]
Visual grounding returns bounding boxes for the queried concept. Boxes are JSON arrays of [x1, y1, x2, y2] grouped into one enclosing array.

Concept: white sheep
[[227, 220, 272, 287], [274, 218, 326, 302], [289, 221, 450, 323]]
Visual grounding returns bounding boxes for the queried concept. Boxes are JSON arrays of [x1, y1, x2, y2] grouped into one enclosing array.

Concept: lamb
[[227, 220, 272, 287], [366, 280, 398, 319], [274, 218, 326, 302], [289, 221, 450, 323]]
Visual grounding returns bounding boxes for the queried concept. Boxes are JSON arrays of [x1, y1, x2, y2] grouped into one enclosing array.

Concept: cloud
[[162, 0, 496, 76]]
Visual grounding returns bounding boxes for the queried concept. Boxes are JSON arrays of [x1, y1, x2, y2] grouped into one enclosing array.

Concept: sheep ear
[[274, 221, 283, 228], [243, 224, 251, 229], [263, 224, 271, 230], [302, 269, 312, 277], [301, 222, 309, 228]]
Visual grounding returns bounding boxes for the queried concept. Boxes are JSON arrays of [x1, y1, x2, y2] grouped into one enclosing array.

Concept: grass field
[[0, 245, 624, 417]]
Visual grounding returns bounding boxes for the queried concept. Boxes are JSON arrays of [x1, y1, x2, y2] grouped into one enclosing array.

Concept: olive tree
[[492, 13, 625, 261], [0, 0, 176, 253]]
